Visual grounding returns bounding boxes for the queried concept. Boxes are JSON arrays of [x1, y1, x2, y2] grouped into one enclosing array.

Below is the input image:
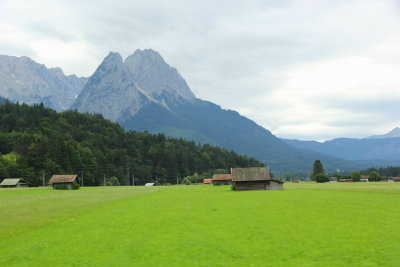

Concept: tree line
[[0, 101, 264, 186], [310, 159, 400, 182]]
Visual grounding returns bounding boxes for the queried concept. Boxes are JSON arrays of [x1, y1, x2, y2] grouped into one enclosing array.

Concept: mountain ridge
[[0, 55, 87, 111], [366, 127, 400, 139]]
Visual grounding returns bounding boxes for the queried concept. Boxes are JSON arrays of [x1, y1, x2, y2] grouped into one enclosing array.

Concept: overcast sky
[[1, 0, 400, 141]]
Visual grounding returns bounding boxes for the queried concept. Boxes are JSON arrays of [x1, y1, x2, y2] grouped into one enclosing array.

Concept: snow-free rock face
[[71, 52, 150, 121], [0, 55, 87, 111], [72, 49, 197, 122], [125, 49, 195, 104]]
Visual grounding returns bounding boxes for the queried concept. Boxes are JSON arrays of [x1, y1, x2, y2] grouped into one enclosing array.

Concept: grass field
[[1, 183, 400, 266]]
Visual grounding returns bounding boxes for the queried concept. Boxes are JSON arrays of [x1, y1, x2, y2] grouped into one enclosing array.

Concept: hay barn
[[48, 175, 79, 189], [212, 174, 232, 185], [203, 179, 212, 184], [0, 178, 29, 188], [231, 167, 284, 191]]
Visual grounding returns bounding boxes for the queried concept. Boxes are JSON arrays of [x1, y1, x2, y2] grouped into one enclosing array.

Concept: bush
[[185, 179, 191, 185], [72, 183, 80, 190], [315, 173, 329, 183], [55, 184, 67, 190], [106, 176, 120, 186], [231, 183, 236, 191], [213, 181, 220, 186]]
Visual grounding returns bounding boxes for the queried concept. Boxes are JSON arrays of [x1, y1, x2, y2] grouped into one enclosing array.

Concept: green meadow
[[1, 183, 400, 266]]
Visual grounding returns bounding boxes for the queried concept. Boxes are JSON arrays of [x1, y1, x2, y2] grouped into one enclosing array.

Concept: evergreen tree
[[311, 160, 325, 180]]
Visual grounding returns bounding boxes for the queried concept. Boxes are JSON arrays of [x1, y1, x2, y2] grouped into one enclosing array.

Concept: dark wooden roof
[[48, 175, 78, 185], [212, 174, 232, 181], [231, 167, 271, 182]]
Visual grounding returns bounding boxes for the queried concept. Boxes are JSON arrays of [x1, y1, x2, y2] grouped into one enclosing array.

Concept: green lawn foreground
[[1, 183, 400, 266]]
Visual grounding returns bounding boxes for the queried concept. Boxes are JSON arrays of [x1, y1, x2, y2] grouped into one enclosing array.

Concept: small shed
[[393, 177, 400, 182], [231, 167, 284, 191], [212, 174, 232, 185], [203, 179, 212, 184], [145, 183, 155, 186], [0, 178, 29, 188], [360, 178, 369, 182], [329, 177, 338, 182], [48, 175, 79, 189]]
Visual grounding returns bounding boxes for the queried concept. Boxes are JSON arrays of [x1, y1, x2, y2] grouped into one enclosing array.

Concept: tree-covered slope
[[120, 98, 370, 176], [0, 102, 263, 186]]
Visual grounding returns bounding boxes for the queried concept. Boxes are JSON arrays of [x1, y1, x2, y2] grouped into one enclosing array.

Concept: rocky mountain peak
[[71, 52, 149, 121], [124, 49, 195, 103], [0, 55, 87, 111]]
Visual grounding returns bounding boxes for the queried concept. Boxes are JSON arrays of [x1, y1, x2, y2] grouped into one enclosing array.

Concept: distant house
[[212, 174, 232, 185], [360, 178, 369, 182], [339, 179, 353, 183], [329, 177, 338, 182], [0, 178, 29, 188], [203, 179, 212, 185], [144, 183, 155, 186], [48, 175, 79, 189], [231, 167, 284, 191], [292, 179, 300, 183], [394, 177, 400, 183]]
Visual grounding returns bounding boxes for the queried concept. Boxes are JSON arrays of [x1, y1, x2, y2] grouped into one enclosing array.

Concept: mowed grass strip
[[1, 183, 400, 266]]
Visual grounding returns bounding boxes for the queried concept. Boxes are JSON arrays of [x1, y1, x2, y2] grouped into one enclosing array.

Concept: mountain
[[367, 127, 400, 139], [0, 55, 87, 111], [284, 137, 400, 161], [72, 49, 374, 176]]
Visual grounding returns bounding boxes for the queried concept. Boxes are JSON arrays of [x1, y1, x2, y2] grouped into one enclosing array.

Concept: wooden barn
[[394, 177, 400, 182], [48, 175, 79, 189], [231, 167, 284, 191], [0, 178, 29, 188], [212, 174, 232, 185], [203, 179, 212, 185]]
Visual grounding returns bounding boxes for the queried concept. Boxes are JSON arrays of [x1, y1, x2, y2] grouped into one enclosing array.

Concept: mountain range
[[0, 55, 87, 111], [1, 50, 399, 176], [284, 128, 400, 161]]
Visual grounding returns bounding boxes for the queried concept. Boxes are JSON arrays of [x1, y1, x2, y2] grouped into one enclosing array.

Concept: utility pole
[[126, 162, 131, 186], [81, 171, 84, 187], [42, 170, 45, 187], [156, 175, 158, 186], [177, 175, 179, 185], [104, 174, 106, 186]]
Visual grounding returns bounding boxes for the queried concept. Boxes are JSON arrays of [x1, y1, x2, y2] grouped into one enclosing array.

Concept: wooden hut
[[203, 179, 212, 185], [0, 178, 29, 188], [212, 174, 232, 185], [231, 167, 284, 191], [394, 177, 400, 182], [48, 175, 79, 189]]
